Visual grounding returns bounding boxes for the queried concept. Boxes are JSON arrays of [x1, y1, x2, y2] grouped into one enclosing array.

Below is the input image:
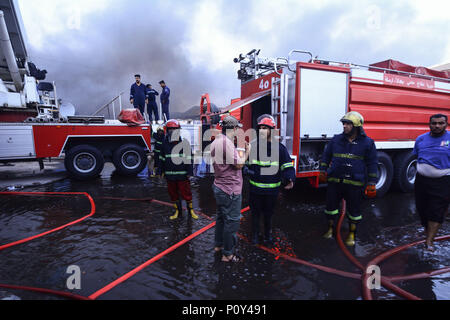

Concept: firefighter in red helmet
[[247, 114, 295, 246], [159, 119, 198, 220]]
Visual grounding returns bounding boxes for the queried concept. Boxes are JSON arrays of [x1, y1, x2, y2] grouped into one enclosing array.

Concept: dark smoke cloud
[[25, 0, 447, 119], [27, 1, 221, 116]]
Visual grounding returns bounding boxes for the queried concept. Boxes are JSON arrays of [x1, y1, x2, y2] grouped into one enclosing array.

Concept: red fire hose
[[0, 192, 95, 251], [0, 193, 448, 300], [0, 191, 96, 300], [335, 200, 449, 300], [88, 206, 250, 299]]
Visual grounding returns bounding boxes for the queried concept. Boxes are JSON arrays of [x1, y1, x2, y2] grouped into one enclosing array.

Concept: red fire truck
[[0, 0, 151, 180], [200, 49, 450, 197]]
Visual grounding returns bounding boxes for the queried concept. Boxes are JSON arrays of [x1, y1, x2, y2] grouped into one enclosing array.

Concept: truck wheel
[[393, 151, 417, 193], [112, 144, 147, 176], [374, 151, 393, 198], [65, 145, 104, 180]]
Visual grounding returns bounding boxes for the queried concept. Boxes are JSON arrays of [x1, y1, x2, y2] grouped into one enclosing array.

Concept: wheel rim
[[376, 162, 387, 190], [406, 159, 417, 184], [73, 152, 97, 173], [121, 150, 141, 170]]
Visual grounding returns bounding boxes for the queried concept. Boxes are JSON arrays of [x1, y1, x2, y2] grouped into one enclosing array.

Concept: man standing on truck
[[319, 111, 378, 246], [247, 114, 295, 246], [159, 80, 170, 121], [159, 119, 198, 220], [130, 74, 148, 116], [412, 114, 449, 251], [146, 84, 159, 123]]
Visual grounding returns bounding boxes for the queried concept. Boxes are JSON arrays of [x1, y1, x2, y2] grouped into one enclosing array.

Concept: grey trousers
[[213, 184, 242, 257]]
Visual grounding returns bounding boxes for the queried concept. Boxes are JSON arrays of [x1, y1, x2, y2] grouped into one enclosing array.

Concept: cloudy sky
[[16, 0, 450, 115]]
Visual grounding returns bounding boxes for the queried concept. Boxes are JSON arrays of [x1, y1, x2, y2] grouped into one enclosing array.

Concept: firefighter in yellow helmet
[[318, 111, 378, 246]]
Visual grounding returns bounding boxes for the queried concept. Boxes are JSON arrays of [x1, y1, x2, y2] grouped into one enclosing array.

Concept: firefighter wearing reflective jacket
[[159, 120, 198, 220], [152, 126, 165, 173], [319, 112, 378, 246], [247, 114, 295, 246]]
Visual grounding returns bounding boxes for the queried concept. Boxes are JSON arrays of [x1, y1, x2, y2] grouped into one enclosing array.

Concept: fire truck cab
[[200, 49, 450, 197]]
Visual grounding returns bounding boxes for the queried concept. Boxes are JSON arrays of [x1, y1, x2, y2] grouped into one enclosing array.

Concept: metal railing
[[92, 92, 124, 119]]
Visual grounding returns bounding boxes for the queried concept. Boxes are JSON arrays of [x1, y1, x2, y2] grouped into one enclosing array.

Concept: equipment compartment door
[[0, 125, 36, 159], [299, 68, 348, 138]]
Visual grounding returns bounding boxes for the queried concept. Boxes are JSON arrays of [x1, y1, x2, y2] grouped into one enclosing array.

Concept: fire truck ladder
[[271, 73, 290, 144]]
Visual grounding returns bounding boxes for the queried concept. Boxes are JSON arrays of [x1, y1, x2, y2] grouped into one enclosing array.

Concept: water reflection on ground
[[0, 165, 448, 300]]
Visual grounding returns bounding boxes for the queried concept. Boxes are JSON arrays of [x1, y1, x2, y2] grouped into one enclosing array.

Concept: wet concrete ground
[[0, 164, 449, 300]]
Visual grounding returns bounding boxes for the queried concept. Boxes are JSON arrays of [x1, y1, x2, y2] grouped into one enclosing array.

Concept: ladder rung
[[272, 79, 281, 85]]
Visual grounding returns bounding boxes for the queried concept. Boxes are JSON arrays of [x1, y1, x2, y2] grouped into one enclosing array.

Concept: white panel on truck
[[0, 125, 36, 159], [300, 68, 348, 138]]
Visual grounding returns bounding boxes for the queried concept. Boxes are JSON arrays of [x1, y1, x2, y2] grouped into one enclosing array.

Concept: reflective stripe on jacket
[[160, 135, 193, 181], [320, 133, 378, 186], [247, 140, 295, 195]]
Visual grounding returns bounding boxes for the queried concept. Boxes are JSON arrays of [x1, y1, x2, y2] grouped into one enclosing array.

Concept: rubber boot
[[345, 223, 357, 246], [323, 220, 335, 239], [170, 201, 182, 220], [187, 201, 198, 220]]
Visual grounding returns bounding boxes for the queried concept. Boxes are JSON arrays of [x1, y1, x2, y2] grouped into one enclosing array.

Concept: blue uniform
[[147, 88, 159, 122], [247, 139, 296, 243], [413, 131, 450, 170], [247, 140, 296, 195], [320, 132, 378, 223], [152, 131, 164, 168], [159, 135, 193, 181], [130, 83, 147, 114], [160, 86, 170, 120], [320, 133, 378, 186]]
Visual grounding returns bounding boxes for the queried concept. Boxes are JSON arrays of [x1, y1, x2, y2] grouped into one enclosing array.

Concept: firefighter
[[319, 111, 378, 246], [159, 119, 198, 220], [247, 114, 295, 246], [151, 126, 165, 176]]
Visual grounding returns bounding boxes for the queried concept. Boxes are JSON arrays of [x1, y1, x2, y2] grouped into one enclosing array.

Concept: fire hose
[[0, 194, 448, 300]]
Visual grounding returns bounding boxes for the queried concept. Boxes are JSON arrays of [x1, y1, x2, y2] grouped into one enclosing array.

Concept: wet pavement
[[0, 164, 449, 300]]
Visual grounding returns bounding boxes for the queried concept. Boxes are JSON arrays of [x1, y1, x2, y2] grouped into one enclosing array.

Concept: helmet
[[220, 115, 243, 128], [257, 114, 276, 129], [341, 111, 364, 127], [166, 119, 181, 129]]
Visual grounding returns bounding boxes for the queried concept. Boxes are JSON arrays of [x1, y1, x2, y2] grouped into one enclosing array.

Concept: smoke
[[22, 0, 448, 119], [26, 1, 223, 116]]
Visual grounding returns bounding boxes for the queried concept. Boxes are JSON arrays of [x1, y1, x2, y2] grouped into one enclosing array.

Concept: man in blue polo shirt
[[130, 74, 148, 116], [413, 113, 450, 251]]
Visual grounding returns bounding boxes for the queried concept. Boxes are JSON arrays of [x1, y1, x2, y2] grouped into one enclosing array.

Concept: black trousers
[[325, 182, 364, 224], [249, 192, 278, 239], [414, 173, 450, 227]]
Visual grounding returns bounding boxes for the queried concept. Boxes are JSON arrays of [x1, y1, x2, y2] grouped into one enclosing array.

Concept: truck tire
[[65, 144, 105, 180], [374, 151, 393, 198], [112, 144, 147, 176], [393, 151, 417, 193]]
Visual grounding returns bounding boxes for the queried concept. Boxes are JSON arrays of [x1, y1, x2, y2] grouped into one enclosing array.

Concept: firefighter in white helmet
[[319, 111, 378, 246]]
